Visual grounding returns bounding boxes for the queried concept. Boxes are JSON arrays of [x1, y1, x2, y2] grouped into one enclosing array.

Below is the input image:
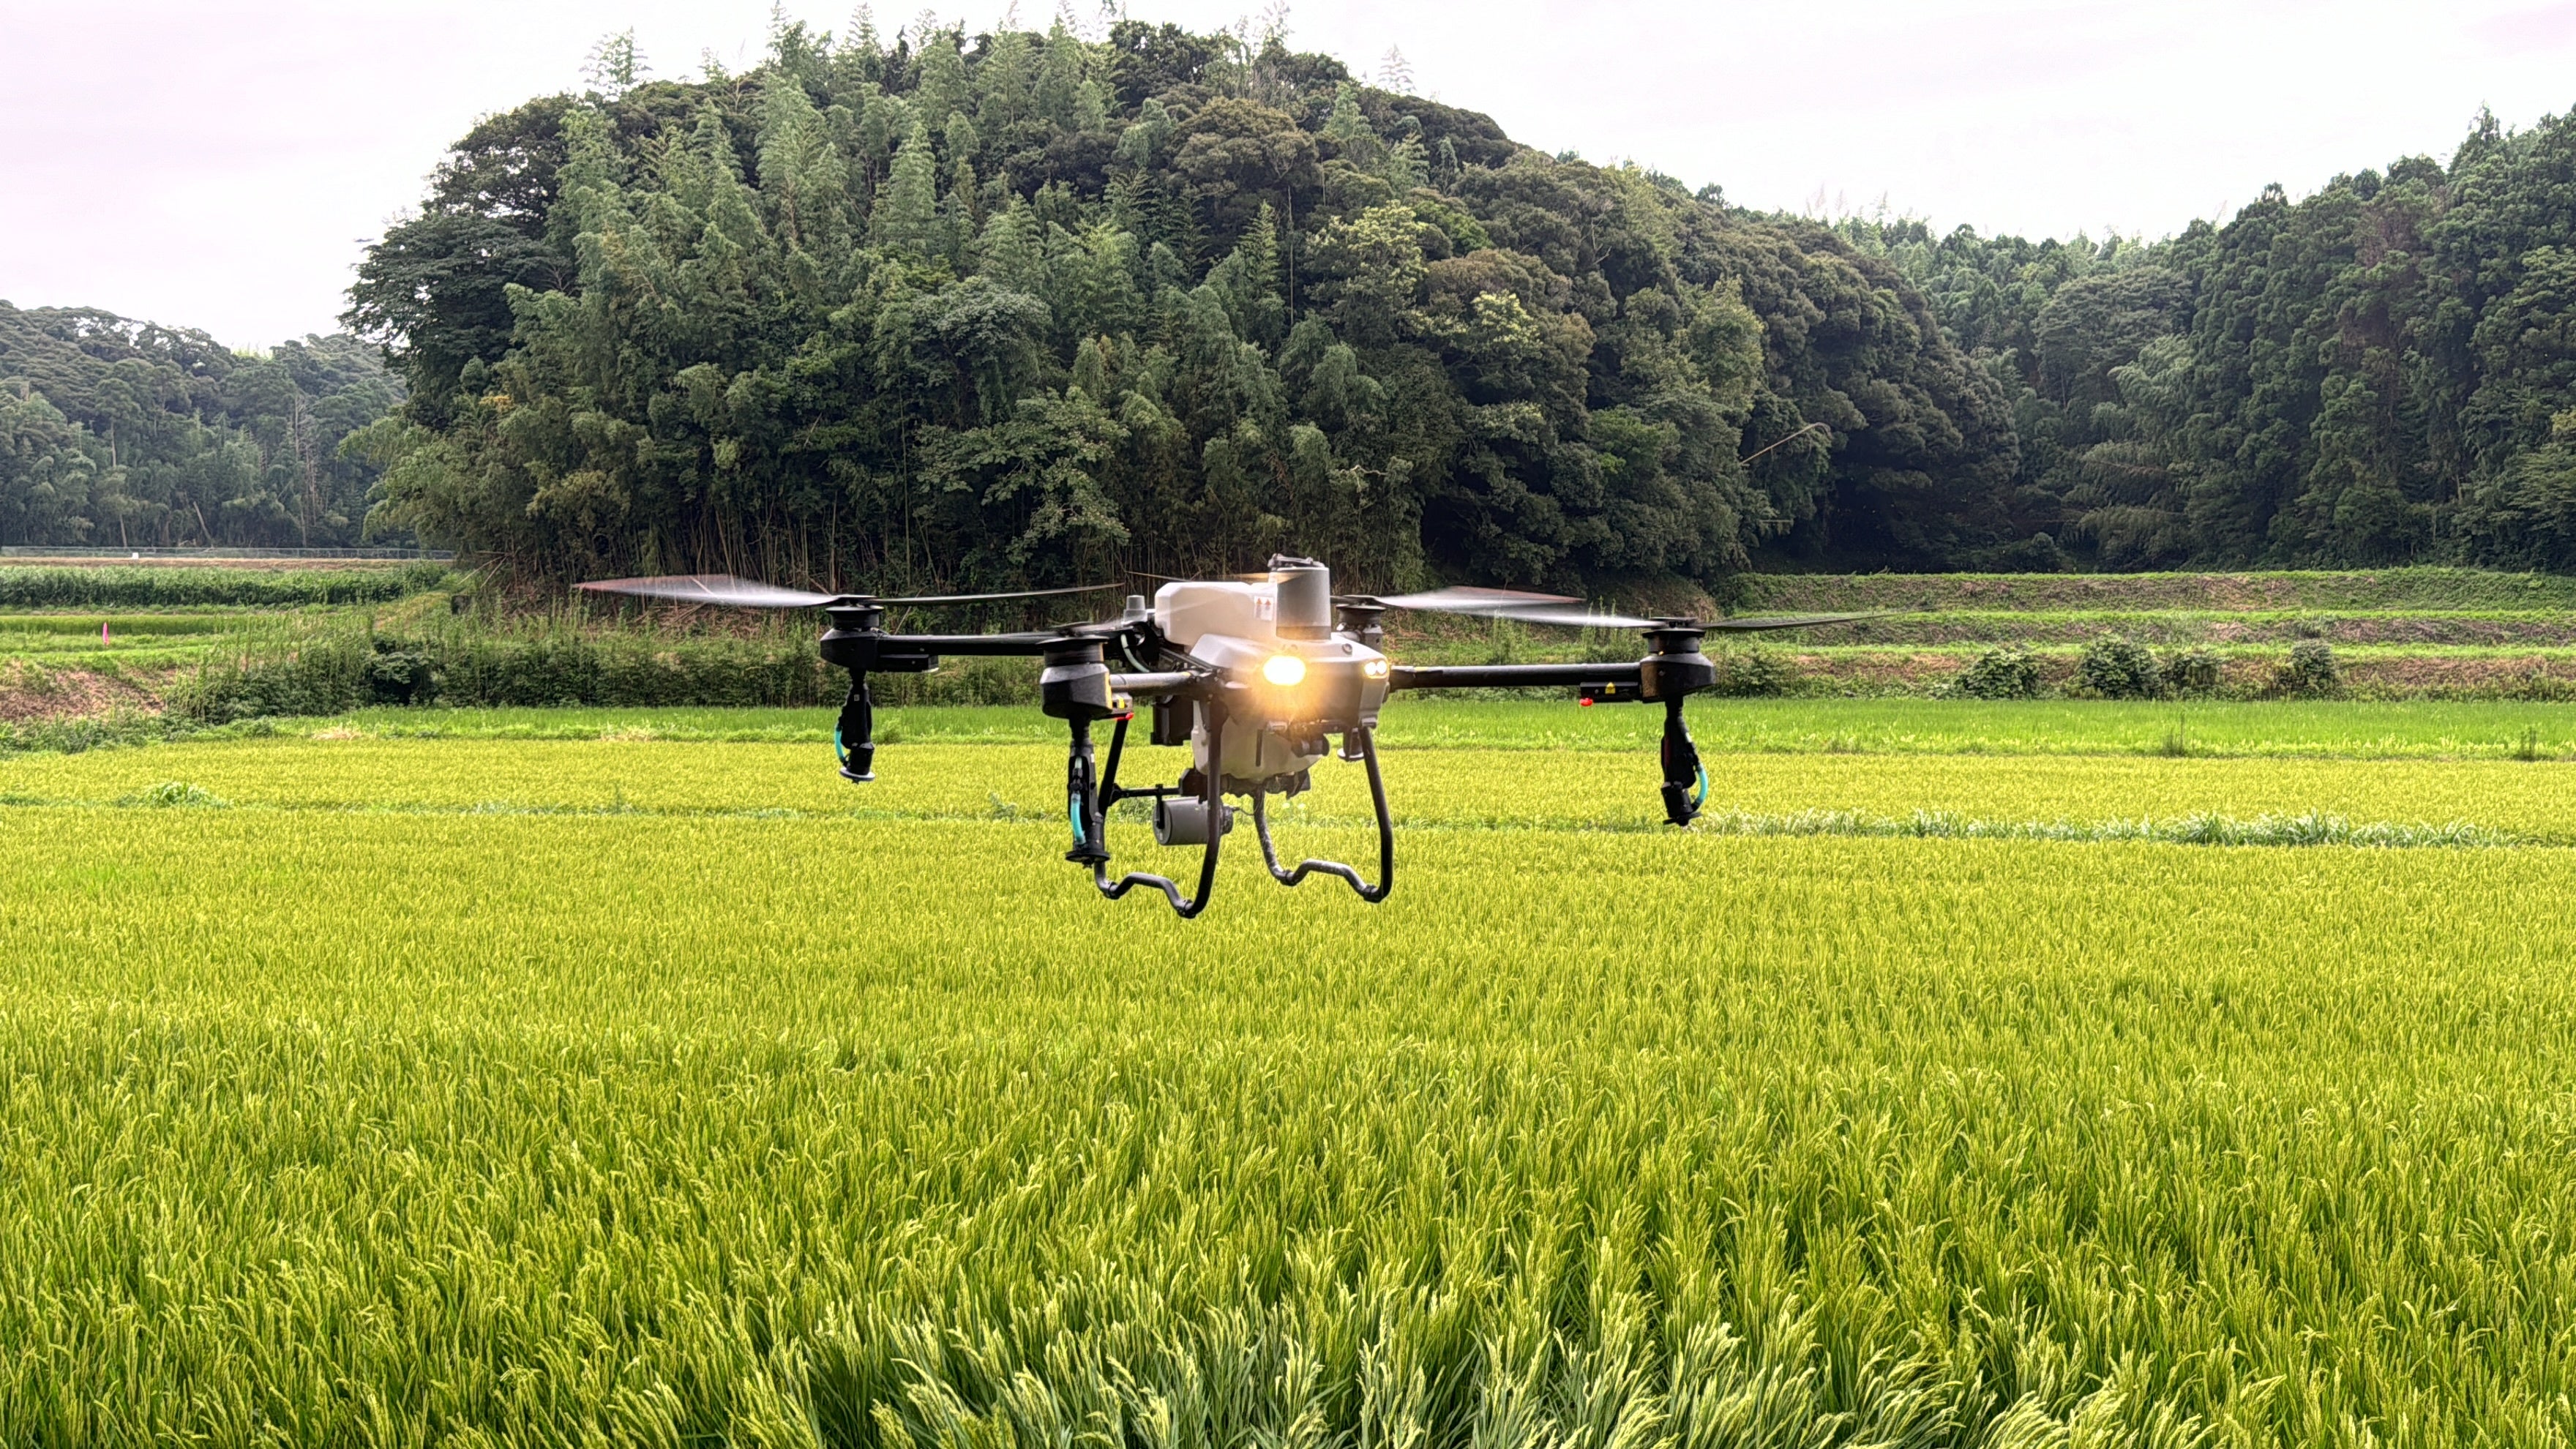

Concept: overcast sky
[[7, 0, 2576, 348]]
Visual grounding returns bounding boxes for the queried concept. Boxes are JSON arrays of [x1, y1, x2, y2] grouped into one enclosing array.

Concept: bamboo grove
[[337, 16, 2008, 594]]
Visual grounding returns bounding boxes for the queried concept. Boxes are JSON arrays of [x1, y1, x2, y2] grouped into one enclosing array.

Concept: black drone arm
[[1386, 652, 1712, 826], [1387, 663, 1644, 691]]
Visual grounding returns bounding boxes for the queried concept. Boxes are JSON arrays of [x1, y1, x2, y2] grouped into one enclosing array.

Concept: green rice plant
[[256, 697, 2576, 762], [15, 734, 2576, 850], [0, 800, 2573, 1440]]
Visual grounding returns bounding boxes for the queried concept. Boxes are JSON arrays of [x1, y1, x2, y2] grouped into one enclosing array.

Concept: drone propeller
[[1487, 603, 1895, 632], [1359, 585, 1886, 633], [577, 573, 1123, 609], [1130, 568, 1290, 585], [1362, 585, 1579, 613]]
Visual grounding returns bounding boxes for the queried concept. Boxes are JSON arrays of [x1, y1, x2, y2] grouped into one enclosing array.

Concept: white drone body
[[573, 555, 1872, 915], [1150, 569, 1391, 794]]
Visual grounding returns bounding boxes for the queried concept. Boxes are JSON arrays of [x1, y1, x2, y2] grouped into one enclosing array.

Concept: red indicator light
[[1578, 697, 1593, 707]]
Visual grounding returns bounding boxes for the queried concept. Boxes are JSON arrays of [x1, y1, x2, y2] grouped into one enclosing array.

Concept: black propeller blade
[[577, 574, 1123, 609]]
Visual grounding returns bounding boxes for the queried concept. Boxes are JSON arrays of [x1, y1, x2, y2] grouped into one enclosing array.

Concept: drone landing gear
[[1250, 724, 1392, 903], [1068, 713, 1228, 918], [1065, 710, 1397, 916]]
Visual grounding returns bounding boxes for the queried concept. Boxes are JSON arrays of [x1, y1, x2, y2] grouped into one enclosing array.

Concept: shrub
[[1950, 648, 2042, 700], [2160, 646, 2222, 696], [366, 639, 436, 704], [2076, 635, 2163, 699], [2276, 640, 2342, 696], [1710, 648, 1797, 697]]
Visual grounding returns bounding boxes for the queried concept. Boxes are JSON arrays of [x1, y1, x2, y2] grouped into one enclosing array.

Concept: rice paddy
[[5, 701, 2576, 1444]]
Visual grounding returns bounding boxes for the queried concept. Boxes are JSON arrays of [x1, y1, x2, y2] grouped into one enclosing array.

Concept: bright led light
[[1361, 659, 1390, 678], [1261, 653, 1307, 686]]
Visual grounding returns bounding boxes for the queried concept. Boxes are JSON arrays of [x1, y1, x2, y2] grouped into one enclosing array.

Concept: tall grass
[[1737, 566, 2576, 613], [0, 561, 455, 607], [167, 615, 1052, 722]]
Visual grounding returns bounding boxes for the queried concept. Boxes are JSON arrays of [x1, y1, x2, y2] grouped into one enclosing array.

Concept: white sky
[[6, 0, 2575, 348]]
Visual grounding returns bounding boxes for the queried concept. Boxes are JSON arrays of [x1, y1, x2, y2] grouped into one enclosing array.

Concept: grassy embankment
[[10, 563, 2576, 754]]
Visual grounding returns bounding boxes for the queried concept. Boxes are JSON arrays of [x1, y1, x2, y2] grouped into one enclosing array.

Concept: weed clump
[[124, 782, 224, 808], [2160, 646, 2222, 696], [2276, 640, 2343, 696], [1711, 648, 1797, 697], [1948, 648, 2043, 699], [2077, 635, 2163, 699]]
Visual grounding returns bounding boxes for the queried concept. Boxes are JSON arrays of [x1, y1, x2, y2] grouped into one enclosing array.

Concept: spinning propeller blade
[[1368, 585, 1583, 614], [576, 574, 839, 608], [1701, 611, 1890, 632], [1480, 604, 1663, 630], [872, 583, 1125, 605], [577, 574, 1122, 609], [1364, 585, 1891, 633]]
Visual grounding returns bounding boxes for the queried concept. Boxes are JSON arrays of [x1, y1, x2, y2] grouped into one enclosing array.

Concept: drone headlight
[[1261, 653, 1308, 687], [1361, 659, 1390, 679]]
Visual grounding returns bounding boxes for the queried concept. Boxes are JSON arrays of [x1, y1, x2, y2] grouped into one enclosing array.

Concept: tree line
[[0, 306, 401, 549], [1834, 110, 2576, 573], [340, 14, 2005, 593], [19, 11, 2576, 583]]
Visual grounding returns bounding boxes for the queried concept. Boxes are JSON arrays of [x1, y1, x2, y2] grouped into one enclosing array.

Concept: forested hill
[[1832, 116, 2576, 575], [342, 16, 2576, 591], [0, 306, 402, 549], [344, 18, 2011, 593]]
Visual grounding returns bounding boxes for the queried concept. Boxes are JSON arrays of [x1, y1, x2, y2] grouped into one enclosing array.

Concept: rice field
[[5, 705, 2576, 1444], [281, 696, 2576, 758]]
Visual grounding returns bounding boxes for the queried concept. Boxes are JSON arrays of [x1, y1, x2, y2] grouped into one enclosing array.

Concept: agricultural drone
[[578, 561, 1876, 916]]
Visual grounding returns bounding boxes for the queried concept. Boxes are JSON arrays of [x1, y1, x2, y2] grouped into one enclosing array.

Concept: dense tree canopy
[[342, 15, 2004, 592], [1838, 107, 2576, 572], [0, 306, 401, 548], [335, 15, 2576, 583]]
